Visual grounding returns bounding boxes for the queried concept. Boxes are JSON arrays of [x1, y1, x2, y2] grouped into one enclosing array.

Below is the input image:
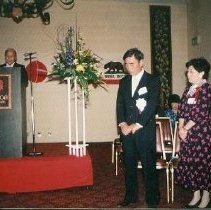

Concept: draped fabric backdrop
[[150, 6, 172, 111]]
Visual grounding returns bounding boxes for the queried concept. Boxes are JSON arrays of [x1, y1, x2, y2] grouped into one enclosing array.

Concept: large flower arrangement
[[50, 27, 104, 97]]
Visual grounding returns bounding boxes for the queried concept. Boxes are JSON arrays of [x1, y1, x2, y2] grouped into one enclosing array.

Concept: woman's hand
[[178, 127, 188, 142]]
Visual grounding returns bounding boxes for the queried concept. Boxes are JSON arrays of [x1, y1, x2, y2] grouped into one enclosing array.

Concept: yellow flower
[[85, 49, 91, 56], [78, 51, 83, 56], [82, 62, 87, 67], [76, 64, 85, 72]]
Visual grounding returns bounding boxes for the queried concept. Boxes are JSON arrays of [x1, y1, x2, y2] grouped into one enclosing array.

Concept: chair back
[[156, 121, 166, 160], [156, 117, 173, 153], [137, 122, 166, 169], [172, 121, 180, 157]]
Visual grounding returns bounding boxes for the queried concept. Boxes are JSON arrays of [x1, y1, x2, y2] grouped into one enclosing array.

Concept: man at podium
[[0, 48, 28, 86], [0, 48, 28, 158]]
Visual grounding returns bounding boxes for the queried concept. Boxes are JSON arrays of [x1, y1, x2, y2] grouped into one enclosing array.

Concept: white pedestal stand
[[66, 77, 88, 157]]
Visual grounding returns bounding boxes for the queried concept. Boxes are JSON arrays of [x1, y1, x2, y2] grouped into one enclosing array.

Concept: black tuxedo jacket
[[116, 71, 160, 144], [0, 63, 28, 86]]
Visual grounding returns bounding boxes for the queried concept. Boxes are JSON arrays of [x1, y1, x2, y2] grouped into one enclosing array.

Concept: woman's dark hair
[[168, 94, 180, 107], [186, 57, 210, 79], [123, 48, 144, 61]]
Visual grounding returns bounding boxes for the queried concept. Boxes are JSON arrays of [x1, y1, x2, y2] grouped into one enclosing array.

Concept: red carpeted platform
[[0, 154, 93, 193]]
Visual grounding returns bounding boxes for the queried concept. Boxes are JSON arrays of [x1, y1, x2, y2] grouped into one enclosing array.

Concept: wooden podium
[[0, 67, 27, 158]]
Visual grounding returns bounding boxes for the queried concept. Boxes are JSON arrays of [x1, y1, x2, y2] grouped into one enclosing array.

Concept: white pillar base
[[66, 143, 88, 157]]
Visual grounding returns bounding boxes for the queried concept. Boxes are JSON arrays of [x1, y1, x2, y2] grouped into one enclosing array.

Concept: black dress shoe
[[184, 204, 198, 208], [117, 199, 137, 208]]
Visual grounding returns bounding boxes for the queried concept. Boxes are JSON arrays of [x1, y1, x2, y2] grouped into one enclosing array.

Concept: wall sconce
[[40, 12, 50, 25], [0, 0, 74, 25], [191, 35, 201, 46]]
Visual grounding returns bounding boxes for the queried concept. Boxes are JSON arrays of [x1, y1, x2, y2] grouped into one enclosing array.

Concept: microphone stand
[[24, 52, 43, 157]]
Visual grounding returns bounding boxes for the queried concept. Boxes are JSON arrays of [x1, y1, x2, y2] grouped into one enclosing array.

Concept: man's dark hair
[[123, 48, 144, 61]]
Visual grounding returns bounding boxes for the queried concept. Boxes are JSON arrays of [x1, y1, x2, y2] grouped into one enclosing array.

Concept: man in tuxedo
[[0, 48, 28, 86], [116, 48, 160, 208]]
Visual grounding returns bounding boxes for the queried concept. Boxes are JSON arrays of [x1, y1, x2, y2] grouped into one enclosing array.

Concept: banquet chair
[[111, 139, 116, 163], [112, 138, 123, 175], [114, 121, 171, 203], [156, 117, 174, 158], [168, 121, 180, 202]]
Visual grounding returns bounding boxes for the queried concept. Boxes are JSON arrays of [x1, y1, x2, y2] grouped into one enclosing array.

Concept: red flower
[[193, 87, 201, 100]]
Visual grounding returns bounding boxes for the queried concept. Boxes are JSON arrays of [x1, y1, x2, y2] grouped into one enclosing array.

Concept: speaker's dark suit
[[116, 71, 160, 205], [0, 63, 28, 86]]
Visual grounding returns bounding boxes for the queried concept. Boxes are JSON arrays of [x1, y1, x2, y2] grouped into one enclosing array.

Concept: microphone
[[24, 57, 36, 61], [24, 52, 37, 57]]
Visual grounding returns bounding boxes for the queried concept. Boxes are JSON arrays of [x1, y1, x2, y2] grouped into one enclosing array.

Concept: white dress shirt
[[131, 70, 144, 97]]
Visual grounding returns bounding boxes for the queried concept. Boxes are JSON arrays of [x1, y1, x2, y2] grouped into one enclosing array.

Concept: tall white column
[[82, 89, 86, 156], [67, 77, 72, 155], [66, 78, 87, 157]]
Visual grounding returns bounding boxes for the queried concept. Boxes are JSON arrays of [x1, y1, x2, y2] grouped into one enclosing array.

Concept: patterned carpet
[[0, 142, 193, 208]]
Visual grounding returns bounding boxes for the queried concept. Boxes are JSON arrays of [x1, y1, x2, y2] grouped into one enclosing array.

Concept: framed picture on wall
[[0, 74, 12, 109]]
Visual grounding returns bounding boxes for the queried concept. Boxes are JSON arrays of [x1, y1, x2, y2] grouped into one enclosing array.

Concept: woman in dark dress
[[176, 57, 211, 208]]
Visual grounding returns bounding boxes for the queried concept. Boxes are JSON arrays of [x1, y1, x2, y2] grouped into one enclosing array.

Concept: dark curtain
[[150, 5, 172, 113]]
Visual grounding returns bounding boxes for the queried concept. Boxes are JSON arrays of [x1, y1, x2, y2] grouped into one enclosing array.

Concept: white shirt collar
[[187, 79, 207, 96], [132, 70, 144, 80], [6, 63, 15, 67]]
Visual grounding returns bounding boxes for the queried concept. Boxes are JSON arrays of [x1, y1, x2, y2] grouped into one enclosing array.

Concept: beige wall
[[187, 0, 211, 82], [0, 0, 188, 143]]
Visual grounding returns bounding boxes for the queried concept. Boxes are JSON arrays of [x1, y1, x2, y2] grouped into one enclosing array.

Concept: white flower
[[136, 98, 147, 112], [73, 59, 78, 65], [138, 87, 148, 96]]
